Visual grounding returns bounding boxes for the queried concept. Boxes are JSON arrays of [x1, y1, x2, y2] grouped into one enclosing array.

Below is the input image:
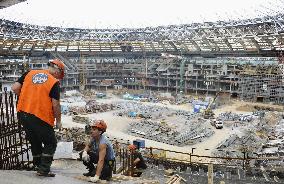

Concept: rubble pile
[[214, 111, 284, 169], [256, 118, 284, 168], [114, 101, 175, 119], [68, 102, 116, 115], [81, 90, 96, 96], [72, 115, 90, 124], [55, 128, 88, 151], [274, 120, 284, 139], [214, 133, 266, 165], [85, 100, 116, 113], [218, 112, 254, 122], [128, 118, 214, 146], [68, 106, 86, 114], [263, 112, 282, 126]]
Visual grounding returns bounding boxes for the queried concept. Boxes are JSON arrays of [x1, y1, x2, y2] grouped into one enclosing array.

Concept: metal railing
[[0, 89, 31, 170]]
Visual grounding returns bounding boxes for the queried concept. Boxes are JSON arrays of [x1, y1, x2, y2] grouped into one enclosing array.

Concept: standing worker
[[81, 120, 115, 183], [128, 144, 147, 177], [12, 59, 65, 177]]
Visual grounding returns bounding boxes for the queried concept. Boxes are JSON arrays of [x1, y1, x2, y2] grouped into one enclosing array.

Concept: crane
[[203, 90, 221, 119], [79, 51, 86, 91]]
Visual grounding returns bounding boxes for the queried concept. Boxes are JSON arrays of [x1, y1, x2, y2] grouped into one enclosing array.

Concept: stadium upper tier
[[0, 0, 27, 9], [1, 14, 284, 55]]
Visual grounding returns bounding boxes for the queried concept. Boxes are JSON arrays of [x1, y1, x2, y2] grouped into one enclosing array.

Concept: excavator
[[203, 91, 221, 119]]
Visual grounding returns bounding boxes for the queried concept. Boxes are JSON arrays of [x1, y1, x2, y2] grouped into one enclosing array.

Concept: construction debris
[[72, 115, 90, 124], [55, 128, 87, 151], [75, 175, 160, 184], [236, 104, 283, 112], [166, 174, 187, 184]]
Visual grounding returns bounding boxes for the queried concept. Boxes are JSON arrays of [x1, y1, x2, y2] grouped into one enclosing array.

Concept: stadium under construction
[[1, 0, 284, 183]]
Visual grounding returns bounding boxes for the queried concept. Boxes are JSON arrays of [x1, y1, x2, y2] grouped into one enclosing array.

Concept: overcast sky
[[0, 0, 282, 29]]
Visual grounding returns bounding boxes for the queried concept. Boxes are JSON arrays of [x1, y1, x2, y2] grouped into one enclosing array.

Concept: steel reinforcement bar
[[0, 89, 31, 170]]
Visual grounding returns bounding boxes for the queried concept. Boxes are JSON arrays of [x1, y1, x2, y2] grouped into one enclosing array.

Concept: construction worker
[[12, 59, 65, 177], [128, 144, 147, 177], [81, 120, 115, 183]]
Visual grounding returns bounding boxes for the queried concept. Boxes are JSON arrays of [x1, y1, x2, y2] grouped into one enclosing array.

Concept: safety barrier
[[0, 90, 31, 170]]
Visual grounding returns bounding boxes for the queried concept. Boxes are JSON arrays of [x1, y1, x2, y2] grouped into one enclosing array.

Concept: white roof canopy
[[0, 0, 283, 29]]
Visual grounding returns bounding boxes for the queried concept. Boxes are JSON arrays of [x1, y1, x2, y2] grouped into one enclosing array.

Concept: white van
[[215, 120, 223, 129]]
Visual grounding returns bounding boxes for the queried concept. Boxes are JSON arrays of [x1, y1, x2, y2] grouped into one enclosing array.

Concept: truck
[[215, 120, 224, 129]]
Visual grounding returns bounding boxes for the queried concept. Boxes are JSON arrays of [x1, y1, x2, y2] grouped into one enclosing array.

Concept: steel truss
[[1, 14, 284, 55]]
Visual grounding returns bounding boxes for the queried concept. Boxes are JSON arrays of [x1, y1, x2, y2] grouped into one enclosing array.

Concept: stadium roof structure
[[1, 15, 284, 58], [0, 0, 284, 58], [0, 0, 26, 9], [1, 0, 283, 29]]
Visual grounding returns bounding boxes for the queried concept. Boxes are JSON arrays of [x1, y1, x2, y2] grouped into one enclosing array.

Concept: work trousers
[[18, 111, 57, 173], [80, 151, 114, 180]]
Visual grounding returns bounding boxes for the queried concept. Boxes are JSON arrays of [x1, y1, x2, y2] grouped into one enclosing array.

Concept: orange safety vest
[[17, 69, 59, 126]]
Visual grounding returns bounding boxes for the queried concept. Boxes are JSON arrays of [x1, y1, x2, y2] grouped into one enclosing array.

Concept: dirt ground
[[215, 99, 283, 115]]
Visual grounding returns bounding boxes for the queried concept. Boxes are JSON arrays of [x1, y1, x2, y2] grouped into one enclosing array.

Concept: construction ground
[[1, 89, 284, 184], [27, 89, 283, 183]]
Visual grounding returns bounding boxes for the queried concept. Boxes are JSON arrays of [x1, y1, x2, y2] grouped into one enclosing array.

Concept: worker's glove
[[89, 175, 100, 183], [82, 151, 90, 162]]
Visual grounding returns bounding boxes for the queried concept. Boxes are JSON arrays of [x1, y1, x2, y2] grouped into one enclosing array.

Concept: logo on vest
[[32, 73, 48, 84]]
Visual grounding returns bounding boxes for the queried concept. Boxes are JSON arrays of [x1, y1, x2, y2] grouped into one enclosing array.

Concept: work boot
[[83, 161, 95, 177], [37, 170, 56, 177], [37, 155, 54, 176], [32, 155, 41, 171], [83, 169, 96, 177]]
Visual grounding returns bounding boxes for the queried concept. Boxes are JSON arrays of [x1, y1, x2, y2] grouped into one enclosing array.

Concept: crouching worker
[[80, 120, 115, 183], [128, 144, 147, 177]]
